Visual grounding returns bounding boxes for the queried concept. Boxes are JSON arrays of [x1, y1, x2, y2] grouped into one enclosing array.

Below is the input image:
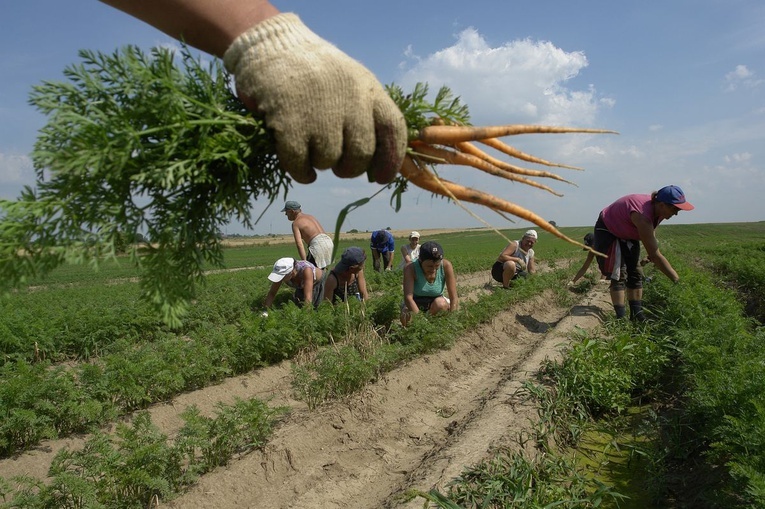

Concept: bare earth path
[[1, 273, 613, 508]]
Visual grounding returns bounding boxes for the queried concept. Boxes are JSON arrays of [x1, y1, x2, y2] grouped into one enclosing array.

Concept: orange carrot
[[409, 142, 563, 196], [400, 155, 604, 256], [478, 137, 582, 170], [453, 141, 575, 185], [416, 124, 618, 144]]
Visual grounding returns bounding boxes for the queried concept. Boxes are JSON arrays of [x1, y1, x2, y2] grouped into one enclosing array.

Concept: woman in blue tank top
[[400, 241, 459, 326]]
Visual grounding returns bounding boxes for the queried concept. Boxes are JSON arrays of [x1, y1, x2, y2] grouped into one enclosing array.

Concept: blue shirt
[[370, 230, 395, 253]]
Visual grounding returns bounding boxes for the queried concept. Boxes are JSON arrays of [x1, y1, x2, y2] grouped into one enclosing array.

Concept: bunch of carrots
[[0, 45, 612, 324], [402, 119, 615, 251]]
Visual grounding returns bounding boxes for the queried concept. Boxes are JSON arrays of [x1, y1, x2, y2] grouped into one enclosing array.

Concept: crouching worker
[[263, 257, 325, 312], [324, 247, 369, 304], [400, 241, 459, 326], [491, 229, 537, 288]]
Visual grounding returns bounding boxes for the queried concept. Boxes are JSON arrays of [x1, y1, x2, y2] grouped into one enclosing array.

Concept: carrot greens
[[0, 45, 289, 325]]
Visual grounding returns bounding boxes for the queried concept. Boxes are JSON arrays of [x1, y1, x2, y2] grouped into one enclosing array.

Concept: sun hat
[[418, 241, 444, 261], [268, 257, 295, 282], [656, 185, 694, 210], [409, 231, 420, 239], [336, 247, 366, 272], [524, 229, 538, 240], [280, 200, 301, 212]]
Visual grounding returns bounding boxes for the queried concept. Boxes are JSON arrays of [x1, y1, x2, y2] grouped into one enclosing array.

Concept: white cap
[[409, 231, 420, 239], [524, 229, 538, 240], [268, 257, 295, 282]]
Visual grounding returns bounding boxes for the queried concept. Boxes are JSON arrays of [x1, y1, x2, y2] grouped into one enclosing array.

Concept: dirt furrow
[[1, 269, 612, 509], [164, 285, 611, 509]]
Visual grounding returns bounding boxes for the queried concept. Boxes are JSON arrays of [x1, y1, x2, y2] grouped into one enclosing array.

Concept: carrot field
[[1, 222, 764, 508]]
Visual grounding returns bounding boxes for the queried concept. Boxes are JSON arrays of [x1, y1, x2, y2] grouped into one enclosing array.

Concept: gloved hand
[[224, 13, 408, 185], [515, 259, 527, 272]]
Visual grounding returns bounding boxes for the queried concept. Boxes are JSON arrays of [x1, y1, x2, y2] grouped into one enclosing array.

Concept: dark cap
[[281, 200, 301, 212], [418, 241, 444, 261], [336, 247, 366, 272], [656, 185, 694, 210]]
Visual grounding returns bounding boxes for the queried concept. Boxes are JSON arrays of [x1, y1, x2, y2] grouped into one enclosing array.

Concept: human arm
[[497, 242, 525, 269], [526, 255, 536, 274], [631, 212, 679, 283], [300, 267, 316, 309], [386, 244, 395, 270], [443, 260, 459, 312], [323, 272, 337, 302], [262, 279, 283, 309], [400, 245, 412, 265], [357, 271, 369, 301], [402, 264, 419, 315], [99, 0, 279, 58], [101, 1, 407, 184], [292, 223, 307, 261], [571, 253, 595, 283]]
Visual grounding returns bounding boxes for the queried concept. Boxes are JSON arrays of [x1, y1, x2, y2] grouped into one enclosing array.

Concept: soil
[[1, 266, 615, 508]]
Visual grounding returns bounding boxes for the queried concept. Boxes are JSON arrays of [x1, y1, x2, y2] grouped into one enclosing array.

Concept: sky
[[1, 1, 764, 236]]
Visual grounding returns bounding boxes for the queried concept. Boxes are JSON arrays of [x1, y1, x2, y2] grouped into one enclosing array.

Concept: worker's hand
[[515, 259, 526, 272], [224, 13, 407, 185]]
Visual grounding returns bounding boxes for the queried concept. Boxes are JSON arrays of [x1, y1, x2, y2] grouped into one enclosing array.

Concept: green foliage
[[2, 400, 283, 508], [4, 223, 765, 506], [428, 448, 624, 509], [292, 345, 378, 409], [0, 44, 289, 326], [545, 328, 669, 417]]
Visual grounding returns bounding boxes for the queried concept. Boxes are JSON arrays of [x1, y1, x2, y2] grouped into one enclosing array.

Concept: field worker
[[282, 201, 333, 270], [324, 247, 369, 304], [401, 241, 459, 326], [593, 185, 694, 322], [399, 231, 421, 269], [491, 230, 538, 288], [370, 229, 395, 272], [101, 0, 407, 185], [263, 257, 325, 312]]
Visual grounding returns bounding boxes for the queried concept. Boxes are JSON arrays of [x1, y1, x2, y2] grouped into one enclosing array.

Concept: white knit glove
[[516, 259, 527, 272], [223, 13, 407, 184]]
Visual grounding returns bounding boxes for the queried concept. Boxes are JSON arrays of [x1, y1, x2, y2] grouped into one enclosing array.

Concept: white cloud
[[398, 28, 605, 127], [0, 152, 32, 184], [724, 152, 752, 164], [620, 146, 644, 158], [724, 64, 764, 91], [649, 124, 663, 132]]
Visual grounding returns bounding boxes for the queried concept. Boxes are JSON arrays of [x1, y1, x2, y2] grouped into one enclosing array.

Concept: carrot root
[[400, 154, 604, 256], [416, 124, 618, 144], [453, 141, 576, 185], [478, 137, 582, 170], [409, 142, 563, 197]]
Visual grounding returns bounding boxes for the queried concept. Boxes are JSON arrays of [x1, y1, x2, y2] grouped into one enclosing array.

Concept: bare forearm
[[654, 255, 679, 283], [404, 296, 419, 314], [99, 0, 279, 57]]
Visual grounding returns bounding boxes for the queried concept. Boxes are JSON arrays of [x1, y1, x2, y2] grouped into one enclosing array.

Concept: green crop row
[[643, 257, 765, 506], [414, 223, 765, 508], [0, 229, 576, 457], [1, 399, 284, 508]]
